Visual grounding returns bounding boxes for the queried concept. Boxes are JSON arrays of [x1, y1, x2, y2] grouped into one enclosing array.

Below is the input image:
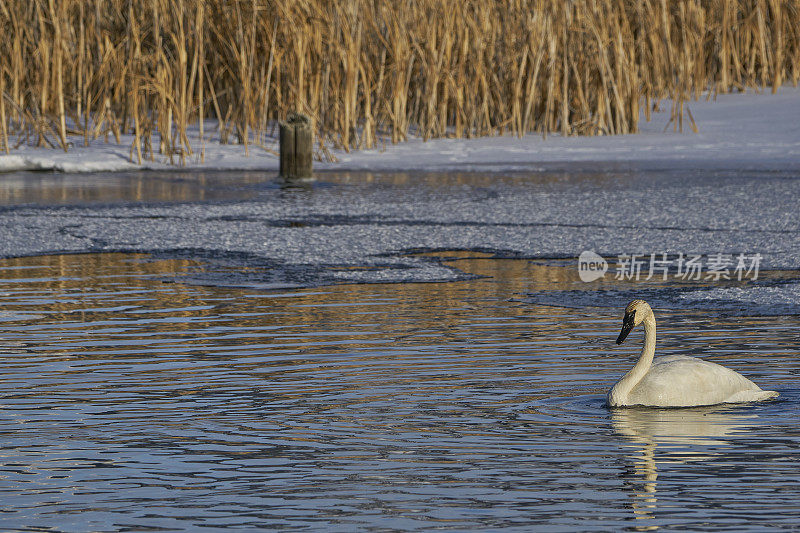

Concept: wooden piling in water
[[279, 113, 313, 179]]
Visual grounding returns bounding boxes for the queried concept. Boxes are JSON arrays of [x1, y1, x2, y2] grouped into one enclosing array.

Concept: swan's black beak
[[616, 312, 635, 344]]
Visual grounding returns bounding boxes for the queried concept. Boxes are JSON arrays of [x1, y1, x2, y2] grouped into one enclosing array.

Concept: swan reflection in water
[[612, 406, 762, 530]]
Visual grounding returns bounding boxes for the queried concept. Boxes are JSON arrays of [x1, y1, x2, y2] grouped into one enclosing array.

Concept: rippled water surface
[[1, 252, 799, 531]]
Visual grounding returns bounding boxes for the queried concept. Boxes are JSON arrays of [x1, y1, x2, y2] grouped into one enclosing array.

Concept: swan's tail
[[756, 390, 779, 401]]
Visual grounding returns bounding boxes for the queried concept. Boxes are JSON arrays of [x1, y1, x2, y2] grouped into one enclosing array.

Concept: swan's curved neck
[[612, 313, 656, 402]]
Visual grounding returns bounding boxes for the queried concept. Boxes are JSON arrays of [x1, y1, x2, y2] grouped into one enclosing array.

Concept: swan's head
[[616, 299, 652, 344]]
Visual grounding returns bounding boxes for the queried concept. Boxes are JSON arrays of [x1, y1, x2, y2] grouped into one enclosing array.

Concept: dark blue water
[[1, 252, 798, 531]]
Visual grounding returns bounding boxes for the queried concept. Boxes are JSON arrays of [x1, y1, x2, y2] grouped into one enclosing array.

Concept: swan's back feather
[[626, 355, 775, 407]]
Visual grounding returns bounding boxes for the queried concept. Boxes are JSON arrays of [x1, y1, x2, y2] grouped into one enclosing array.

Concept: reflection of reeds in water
[[0, 253, 583, 365], [0, 253, 205, 323], [1, 1, 799, 161], [0, 172, 267, 204]]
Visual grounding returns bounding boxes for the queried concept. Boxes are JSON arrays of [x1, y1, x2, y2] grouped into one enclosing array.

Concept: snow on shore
[[1, 87, 799, 174]]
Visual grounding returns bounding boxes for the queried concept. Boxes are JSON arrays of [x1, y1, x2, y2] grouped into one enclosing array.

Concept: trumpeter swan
[[608, 299, 778, 407]]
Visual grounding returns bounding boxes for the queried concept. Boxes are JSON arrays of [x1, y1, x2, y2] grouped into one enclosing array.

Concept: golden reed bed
[[1, 0, 798, 164]]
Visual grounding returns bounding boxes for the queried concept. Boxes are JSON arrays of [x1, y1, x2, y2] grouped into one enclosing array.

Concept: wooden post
[[279, 120, 296, 177], [279, 112, 313, 179]]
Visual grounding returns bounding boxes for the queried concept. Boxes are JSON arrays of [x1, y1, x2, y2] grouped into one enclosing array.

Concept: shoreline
[[1, 87, 799, 175]]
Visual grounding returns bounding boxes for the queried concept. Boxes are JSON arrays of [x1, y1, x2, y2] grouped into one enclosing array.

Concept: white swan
[[608, 299, 778, 407]]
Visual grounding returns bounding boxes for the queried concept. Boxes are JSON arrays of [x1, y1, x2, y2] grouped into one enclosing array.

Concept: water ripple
[[1, 253, 798, 531]]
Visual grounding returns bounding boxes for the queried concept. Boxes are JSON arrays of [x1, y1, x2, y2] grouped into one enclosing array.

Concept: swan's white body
[[608, 300, 778, 408]]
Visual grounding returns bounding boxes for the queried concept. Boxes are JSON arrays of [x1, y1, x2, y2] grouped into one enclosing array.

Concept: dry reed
[[0, 0, 798, 162]]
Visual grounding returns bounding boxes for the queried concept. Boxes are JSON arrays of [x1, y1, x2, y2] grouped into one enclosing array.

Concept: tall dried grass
[[1, 0, 798, 162]]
